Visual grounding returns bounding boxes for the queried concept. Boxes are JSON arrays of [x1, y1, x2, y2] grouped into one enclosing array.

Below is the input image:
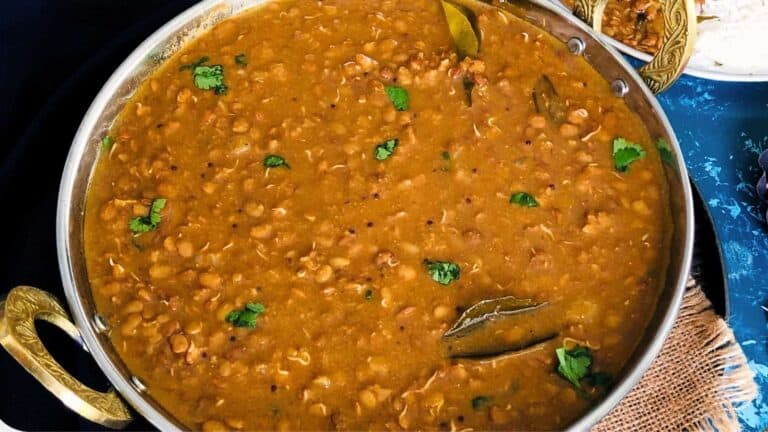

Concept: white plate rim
[[607, 36, 768, 82]]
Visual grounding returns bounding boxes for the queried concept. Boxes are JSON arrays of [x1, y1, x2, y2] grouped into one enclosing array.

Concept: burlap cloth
[[594, 278, 758, 432]]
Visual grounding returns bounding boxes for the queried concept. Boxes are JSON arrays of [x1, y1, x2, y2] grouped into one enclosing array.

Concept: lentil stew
[[84, 0, 672, 429]]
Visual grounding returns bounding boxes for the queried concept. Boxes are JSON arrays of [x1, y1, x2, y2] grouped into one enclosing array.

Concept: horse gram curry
[[84, 0, 671, 429]]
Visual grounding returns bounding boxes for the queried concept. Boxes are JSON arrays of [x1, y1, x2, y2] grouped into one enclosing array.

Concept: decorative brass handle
[[572, 0, 697, 93], [0, 286, 132, 429]]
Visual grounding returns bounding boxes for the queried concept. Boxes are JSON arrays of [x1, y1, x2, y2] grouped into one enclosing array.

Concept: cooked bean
[[199, 272, 222, 289], [170, 334, 190, 353], [528, 115, 546, 129], [149, 264, 172, 279], [120, 313, 142, 336], [632, 200, 652, 216], [315, 264, 334, 283], [232, 118, 250, 133], [123, 300, 144, 314], [201, 420, 227, 432], [567, 108, 589, 124], [225, 418, 244, 430], [329, 257, 350, 269], [359, 389, 378, 408], [100, 203, 117, 221], [397, 265, 416, 281], [433, 305, 452, 320], [559, 123, 579, 138], [177, 240, 194, 257], [184, 320, 203, 334], [374, 250, 397, 267], [246, 201, 265, 218], [250, 224, 273, 239]]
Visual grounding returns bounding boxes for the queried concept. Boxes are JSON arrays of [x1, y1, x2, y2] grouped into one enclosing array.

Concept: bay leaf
[[441, 0, 480, 59], [533, 75, 566, 125], [443, 296, 543, 338]]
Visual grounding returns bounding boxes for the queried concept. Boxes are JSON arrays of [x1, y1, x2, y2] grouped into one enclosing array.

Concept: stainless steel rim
[[524, 1, 695, 428], [56, 1, 228, 430], [56, 0, 695, 430]]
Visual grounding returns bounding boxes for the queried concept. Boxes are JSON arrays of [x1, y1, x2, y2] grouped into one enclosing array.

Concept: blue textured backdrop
[[658, 75, 768, 429]]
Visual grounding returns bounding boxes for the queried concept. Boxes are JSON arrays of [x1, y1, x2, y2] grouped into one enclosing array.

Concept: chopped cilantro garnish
[[471, 396, 491, 410], [556, 345, 592, 389], [193, 64, 227, 94], [263, 154, 290, 169], [440, 151, 452, 172], [128, 198, 166, 235], [374, 138, 398, 161], [509, 192, 538, 207], [225, 302, 266, 328], [612, 137, 646, 172], [234, 53, 248, 66], [180, 57, 227, 95], [656, 137, 675, 166], [385, 85, 410, 111], [364, 289, 374, 300], [101, 135, 114, 151], [423, 259, 460, 285]]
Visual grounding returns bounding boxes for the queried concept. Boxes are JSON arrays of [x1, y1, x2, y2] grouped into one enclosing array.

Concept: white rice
[[688, 0, 768, 75]]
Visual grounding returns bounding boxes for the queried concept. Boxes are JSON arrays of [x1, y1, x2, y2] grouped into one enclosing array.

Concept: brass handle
[[0, 286, 132, 429], [572, 0, 697, 93]]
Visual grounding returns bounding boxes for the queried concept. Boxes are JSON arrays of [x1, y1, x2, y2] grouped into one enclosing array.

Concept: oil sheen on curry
[[84, 0, 672, 429]]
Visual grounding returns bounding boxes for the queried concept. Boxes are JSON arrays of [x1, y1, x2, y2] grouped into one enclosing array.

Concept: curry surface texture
[[84, 0, 671, 430]]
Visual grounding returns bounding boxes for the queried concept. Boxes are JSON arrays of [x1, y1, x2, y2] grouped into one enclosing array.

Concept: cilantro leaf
[[263, 154, 290, 169], [440, 151, 452, 172], [193, 64, 227, 94], [612, 137, 646, 172], [128, 198, 166, 235], [101, 135, 114, 151], [471, 396, 491, 410], [385, 85, 410, 111], [509, 192, 538, 207], [656, 137, 675, 167], [181, 56, 227, 95], [423, 259, 460, 285], [234, 53, 248, 66], [374, 138, 398, 161], [556, 345, 592, 389], [225, 302, 266, 328]]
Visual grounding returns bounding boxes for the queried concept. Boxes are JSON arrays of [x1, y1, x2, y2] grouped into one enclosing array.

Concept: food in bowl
[[563, 0, 768, 75], [84, 0, 672, 429]]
